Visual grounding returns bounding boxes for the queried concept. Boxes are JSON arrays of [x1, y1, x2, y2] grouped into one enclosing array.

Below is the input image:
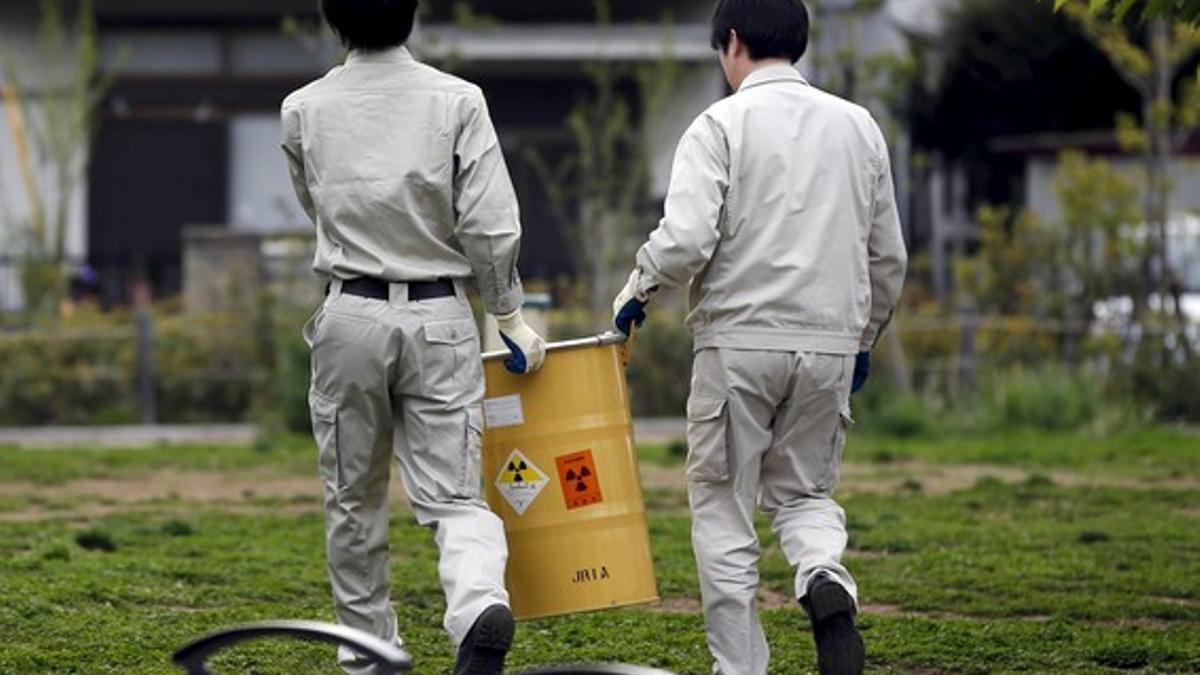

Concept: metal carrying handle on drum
[[482, 331, 635, 366], [172, 620, 413, 674]]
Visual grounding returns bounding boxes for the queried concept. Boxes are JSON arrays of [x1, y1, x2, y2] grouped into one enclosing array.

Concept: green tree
[[963, 152, 1143, 360], [1, 0, 118, 315], [524, 0, 680, 325], [1061, 1, 1200, 326], [1054, 0, 1200, 25]]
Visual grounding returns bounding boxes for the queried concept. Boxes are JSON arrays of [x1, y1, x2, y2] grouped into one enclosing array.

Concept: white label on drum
[[495, 449, 549, 515], [483, 394, 524, 428]]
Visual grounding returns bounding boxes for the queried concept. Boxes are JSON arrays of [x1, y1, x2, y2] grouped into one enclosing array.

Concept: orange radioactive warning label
[[555, 449, 603, 510]]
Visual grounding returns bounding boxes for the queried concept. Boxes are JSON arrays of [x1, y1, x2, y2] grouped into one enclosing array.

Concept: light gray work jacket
[[635, 64, 908, 353], [281, 46, 524, 315]]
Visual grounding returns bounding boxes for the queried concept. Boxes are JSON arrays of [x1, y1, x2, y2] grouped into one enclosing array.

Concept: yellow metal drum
[[481, 333, 659, 620]]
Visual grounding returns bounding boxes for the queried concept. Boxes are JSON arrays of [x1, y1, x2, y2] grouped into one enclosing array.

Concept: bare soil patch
[[1153, 595, 1200, 608], [0, 471, 410, 522], [641, 460, 1198, 496], [2, 456, 1193, 523]]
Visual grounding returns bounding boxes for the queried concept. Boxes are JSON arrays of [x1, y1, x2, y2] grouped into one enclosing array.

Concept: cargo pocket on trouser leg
[[310, 389, 342, 492], [685, 395, 729, 482], [459, 404, 484, 499], [817, 406, 854, 494], [420, 318, 481, 404]]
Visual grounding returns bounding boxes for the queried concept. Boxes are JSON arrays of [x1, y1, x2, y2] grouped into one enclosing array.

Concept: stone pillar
[[182, 226, 263, 313]]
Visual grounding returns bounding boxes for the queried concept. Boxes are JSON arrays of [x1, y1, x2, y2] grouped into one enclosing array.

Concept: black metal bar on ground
[[172, 620, 413, 674], [520, 666, 678, 675]]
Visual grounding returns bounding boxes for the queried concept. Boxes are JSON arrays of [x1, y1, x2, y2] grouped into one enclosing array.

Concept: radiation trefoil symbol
[[494, 449, 549, 515], [554, 449, 604, 510], [565, 465, 592, 492]]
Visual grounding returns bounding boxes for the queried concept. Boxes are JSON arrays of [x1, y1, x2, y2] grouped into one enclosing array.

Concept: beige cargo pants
[[304, 279, 509, 674], [686, 348, 857, 675]]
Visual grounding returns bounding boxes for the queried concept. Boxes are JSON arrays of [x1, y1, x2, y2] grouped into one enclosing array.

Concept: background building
[[2, 0, 944, 309]]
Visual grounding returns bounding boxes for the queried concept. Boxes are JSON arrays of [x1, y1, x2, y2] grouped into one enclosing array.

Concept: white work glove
[[612, 269, 658, 336], [495, 309, 546, 374]]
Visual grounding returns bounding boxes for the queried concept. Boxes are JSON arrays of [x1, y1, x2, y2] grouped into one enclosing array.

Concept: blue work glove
[[614, 299, 646, 336], [851, 351, 870, 394], [495, 310, 546, 375], [612, 270, 656, 336]]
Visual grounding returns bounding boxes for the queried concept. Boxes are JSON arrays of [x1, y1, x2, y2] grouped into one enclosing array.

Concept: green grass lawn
[[0, 427, 1197, 674]]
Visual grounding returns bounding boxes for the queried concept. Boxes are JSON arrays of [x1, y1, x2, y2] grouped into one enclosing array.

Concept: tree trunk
[[1148, 17, 1175, 318]]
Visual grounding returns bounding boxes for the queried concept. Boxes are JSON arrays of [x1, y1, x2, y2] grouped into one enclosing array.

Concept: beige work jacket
[[281, 47, 524, 315], [635, 64, 908, 353]]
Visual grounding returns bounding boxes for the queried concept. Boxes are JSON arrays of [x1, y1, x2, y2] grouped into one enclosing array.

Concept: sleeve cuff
[[634, 247, 671, 293], [487, 283, 525, 317]]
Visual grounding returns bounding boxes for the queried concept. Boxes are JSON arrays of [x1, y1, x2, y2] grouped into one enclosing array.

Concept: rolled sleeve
[[636, 114, 729, 291], [453, 89, 524, 315], [860, 127, 908, 350]]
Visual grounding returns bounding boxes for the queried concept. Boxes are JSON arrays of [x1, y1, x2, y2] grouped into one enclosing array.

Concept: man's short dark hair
[[710, 0, 809, 63], [320, 0, 419, 51]]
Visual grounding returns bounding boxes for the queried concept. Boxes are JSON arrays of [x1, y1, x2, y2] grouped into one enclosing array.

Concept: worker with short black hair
[[282, 1, 544, 673], [613, 1, 908, 673]]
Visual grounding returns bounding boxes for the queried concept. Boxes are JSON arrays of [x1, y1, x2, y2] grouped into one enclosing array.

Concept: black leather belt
[[335, 277, 456, 302]]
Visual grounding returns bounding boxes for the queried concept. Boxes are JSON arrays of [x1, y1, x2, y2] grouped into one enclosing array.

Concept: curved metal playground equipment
[[172, 620, 677, 674]]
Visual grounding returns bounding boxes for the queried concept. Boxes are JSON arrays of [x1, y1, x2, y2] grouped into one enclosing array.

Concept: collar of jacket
[[345, 45, 414, 65], [738, 63, 808, 92]]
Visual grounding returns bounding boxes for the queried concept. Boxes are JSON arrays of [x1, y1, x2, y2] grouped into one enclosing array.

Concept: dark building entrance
[[87, 114, 227, 304]]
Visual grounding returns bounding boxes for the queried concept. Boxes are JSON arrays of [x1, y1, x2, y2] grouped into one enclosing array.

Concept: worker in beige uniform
[[613, 1, 907, 674], [281, 1, 545, 674]]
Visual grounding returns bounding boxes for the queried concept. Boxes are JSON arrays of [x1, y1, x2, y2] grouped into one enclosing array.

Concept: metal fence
[[0, 309, 277, 427], [1, 304, 1196, 427]]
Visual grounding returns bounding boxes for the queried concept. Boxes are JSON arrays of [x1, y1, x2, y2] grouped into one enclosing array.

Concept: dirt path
[[1, 458, 1194, 523], [0, 471, 406, 522], [648, 596, 1183, 630], [639, 460, 1199, 494]]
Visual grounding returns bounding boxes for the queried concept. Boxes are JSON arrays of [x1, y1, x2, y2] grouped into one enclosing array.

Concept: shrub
[[275, 330, 313, 433], [986, 366, 1101, 431], [622, 313, 693, 417], [0, 324, 136, 425], [154, 312, 264, 423], [1127, 335, 1200, 423], [868, 394, 934, 437], [0, 306, 305, 427]]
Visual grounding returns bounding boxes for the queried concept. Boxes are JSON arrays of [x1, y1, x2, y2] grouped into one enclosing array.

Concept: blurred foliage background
[[0, 0, 1198, 434]]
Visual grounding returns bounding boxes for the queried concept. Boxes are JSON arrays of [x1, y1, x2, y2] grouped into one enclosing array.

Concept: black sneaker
[[452, 604, 515, 675], [802, 574, 865, 675]]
